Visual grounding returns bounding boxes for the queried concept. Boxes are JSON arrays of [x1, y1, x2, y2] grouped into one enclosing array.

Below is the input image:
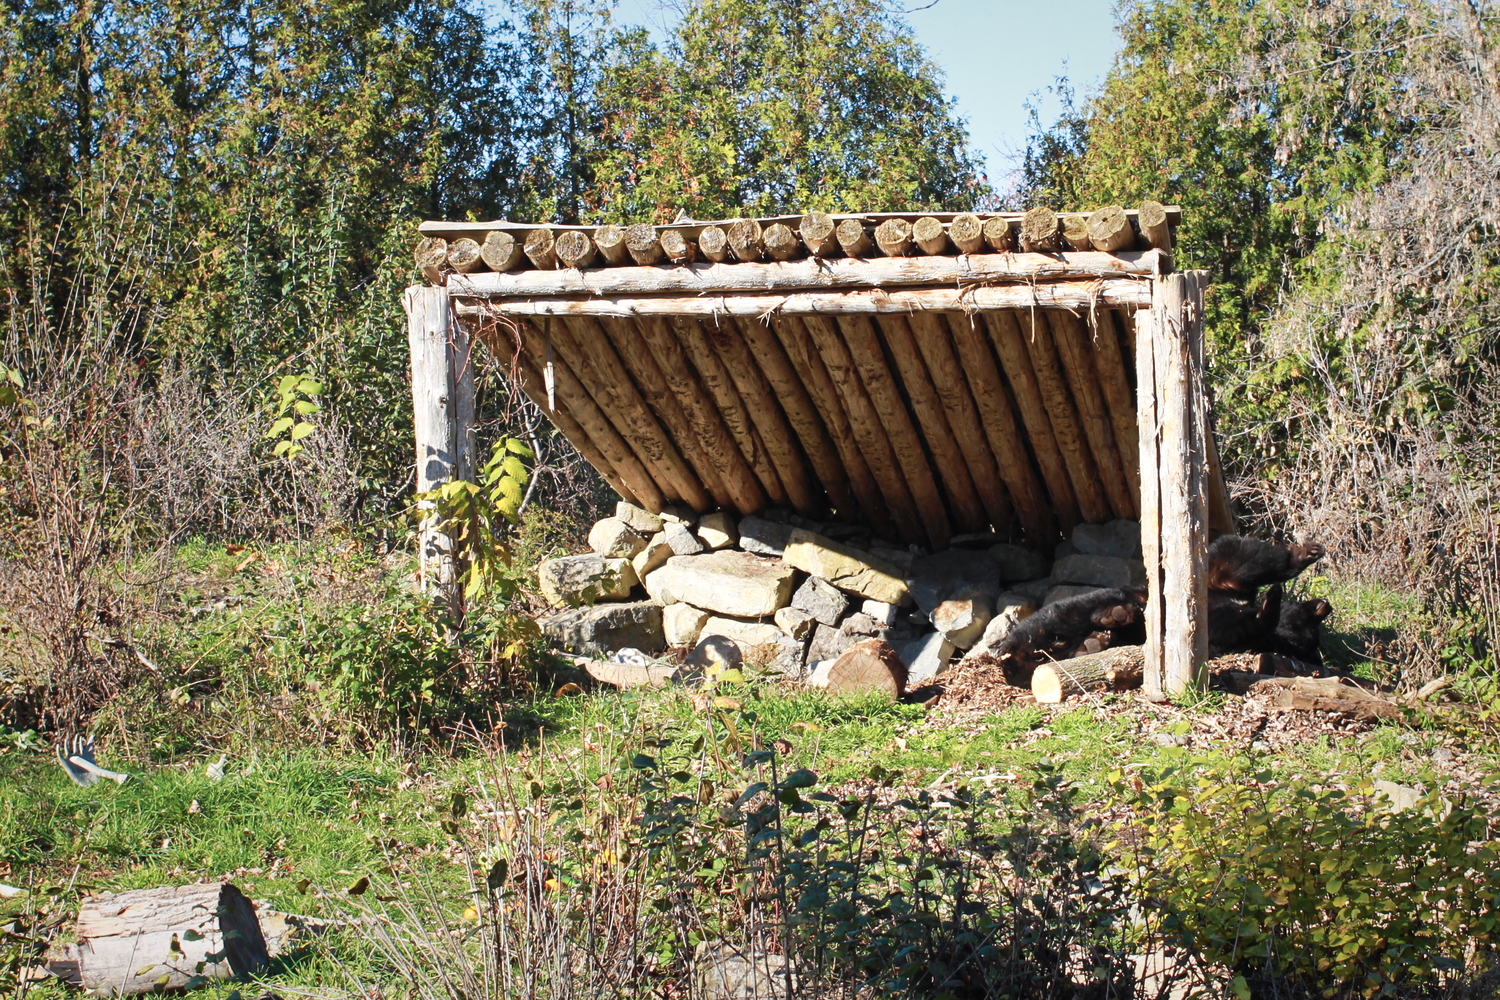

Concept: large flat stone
[[989, 543, 1049, 583], [647, 551, 796, 617], [790, 576, 849, 626], [663, 603, 709, 647], [1051, 554, 1146, 589], [1072, 519, 1142, 559], [900, 631, 955, 688], [737, 516, 796, 556], [905, 549, 1000, 614], [782, 529, 909, 605], [540, 601, 663, 655], [615, 501, 663, 535], [537, 554, 637, 607], [700, 615, 783, 647]]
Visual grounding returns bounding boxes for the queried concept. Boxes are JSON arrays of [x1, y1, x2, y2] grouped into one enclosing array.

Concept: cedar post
[[404, 284, 473, 610], [1137, 271, 1209, 697]]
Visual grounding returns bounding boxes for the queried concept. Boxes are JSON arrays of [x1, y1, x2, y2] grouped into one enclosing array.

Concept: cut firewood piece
[[763, 222, 801, 261], [1020, 206, 1062, 252], [1061, 215, 1092, 251], [874, 218, 913, 257], [799, 211, 839, 257], [983, 216, 1014, 251], [948, 213, 984, 253], [73, 883, 270, 995], [1086, 205, 1136, 252], [809, 639, 908, 698], [625, 223, 664, 265], [1032, 645, 1145, 703], [836, 218, 872, 257], [446, 237, 485, 273], [912, 216, 950, 255], [660, 229, 698, 264], [697, 225, 732, 263], [415, 236, 448, 283], [554, 230, 597, 269], [480, 230, 524, 271], [1138, 200, 1172, 250], [727, 218, 764, 262], [524, 228, 559, 269], [593, 224, 630, 265]]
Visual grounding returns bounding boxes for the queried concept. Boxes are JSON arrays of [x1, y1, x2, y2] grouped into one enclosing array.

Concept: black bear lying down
[[1207, 535, 1332, 664], [1207, 535, 1325, 596], [993, 586, 1148, 686]]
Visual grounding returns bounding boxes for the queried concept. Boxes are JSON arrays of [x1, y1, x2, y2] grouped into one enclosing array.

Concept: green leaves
[[414, 437, 532, 606], [264, 372, 323, 460]]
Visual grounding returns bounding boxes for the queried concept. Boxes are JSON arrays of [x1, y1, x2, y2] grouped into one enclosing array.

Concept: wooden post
[[404, 285, 473, 609], [1137, 271, 1209, 697]]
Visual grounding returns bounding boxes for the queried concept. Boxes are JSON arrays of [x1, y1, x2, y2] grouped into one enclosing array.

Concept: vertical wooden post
[[404, 284, 473, 609], [1137, 271, 1209, 697]]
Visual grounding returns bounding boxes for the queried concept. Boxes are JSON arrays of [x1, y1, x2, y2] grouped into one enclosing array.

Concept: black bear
[[1207, 583, 1282, 658], [1271, 598, 1334, 665], [1206, 535, 1326, 597], [994, 586, 1148, 685]]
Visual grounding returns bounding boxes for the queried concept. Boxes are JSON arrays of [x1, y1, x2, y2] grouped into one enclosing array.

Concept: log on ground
[[1032, 646, 1145, 703]]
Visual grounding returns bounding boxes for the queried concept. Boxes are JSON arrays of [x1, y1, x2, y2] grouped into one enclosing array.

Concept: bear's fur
[[1271, 598, 1334, 665], [994, 586, 1148, 685], [1207, 584, 1283, 658], [1206, 536, 1326, 597]]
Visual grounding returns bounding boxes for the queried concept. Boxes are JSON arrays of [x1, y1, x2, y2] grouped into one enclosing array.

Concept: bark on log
[[983, 217, 1014, 252], [763, 223, 801, 261], [1061, 215, 1093, 251], [912, 217, 951, 255], [1138, 200, 1172, 250], [949, 213, 985, 254], [697, 225, 732, 263], [625, 224, 664, 266], [659, 229, 698, 265], [727, 219, 764, 262], [415, 237, 447, 284], [1090, 310, 1143, 506], [554, 230, 597, 270], [800, 211, 840, 257], [1047, 311, 1136, 518], [1020, 207, 1062, 252], [480, 231, 524, 272], [1087, 206, 1136, 252], [524, 228, 559, 270], [1272, 691, 1403, 721], [874, 218, 913, 257], [940, 312, 1054, 540], [1218, 671, 1404, 721], [875, 314, 989, 533], [74, 883, 269, 996], [837, 315, 952, 548], [1032, 645, 1145, 703], [594, 224, 630, 266], [836, 218, 872, 258], [810, 639, 907, 698], [446, 237, 485, 274]]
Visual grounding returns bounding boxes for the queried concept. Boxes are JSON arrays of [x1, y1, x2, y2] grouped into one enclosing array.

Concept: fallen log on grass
[[1218, 671, 1403, 721], [1030, 645, 1145, 703]]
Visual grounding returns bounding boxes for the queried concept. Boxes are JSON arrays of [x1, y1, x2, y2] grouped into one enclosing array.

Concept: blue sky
[[610, 0, 1124, 186]]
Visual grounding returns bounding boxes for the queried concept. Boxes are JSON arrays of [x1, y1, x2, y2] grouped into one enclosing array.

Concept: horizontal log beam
[[445, 250, 1162, 297], [449, 280, 1152, 319]]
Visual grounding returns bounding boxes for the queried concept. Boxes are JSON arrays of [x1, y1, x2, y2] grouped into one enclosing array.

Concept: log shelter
[[404, 205, 1232, 696]]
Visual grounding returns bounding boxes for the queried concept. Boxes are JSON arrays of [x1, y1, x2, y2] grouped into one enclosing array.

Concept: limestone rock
[[693, 941, 794, 1000], [701, 615, 783, 648], [861, 599, 899, 627], [1372, 780, 1423, 813], [989, 543, 1049, 583], [1051, 553, 1146, 589], [962, 594, 1035, 662], [696, 511, 738, 551], [931, 595, 992, 650], [615, 500, 664, 535], [866, 543, 915, 574], [737, 516, 796, 556], [901, 631, 956, 688], [663, 603, 710, 647], [1072, 518, 1142, 559], [774, 606, 816, 640], [588, 517, 647, 559], [782, 529, 908, 605], [659, 505, 697, 525], [905, 549, 1000, 615], [839, 613, 885, 639], [648, 551, 796, 617], [663, 520, 706, 556], [632, 532, 673, 580], [790, 576, 849, 627], [1045, 584, 1105, 605], [806, 622, 853, 664], [540, 601, 663, 655], [538, 554, 637, 607]]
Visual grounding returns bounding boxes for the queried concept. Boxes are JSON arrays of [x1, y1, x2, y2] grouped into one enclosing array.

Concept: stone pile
[[538, 501, 1147, 694]]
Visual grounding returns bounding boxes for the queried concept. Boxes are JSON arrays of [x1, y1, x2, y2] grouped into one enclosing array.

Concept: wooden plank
[[734, 316, 855, 516], [1047, 310, 1136, 518], [802, 315, 926, 544], [940, 313, 1055, 540], [1136, 298, 1164, 698], [837, 315, 953, 549], [405, 285, 458, 595], [1090, 309, 1143, 507], [1206, 416, 1237, 536], [772, 316, 896, 536], [983, 312, 1083, 531], [874, 314, 990, 533], [632, 317, 769, 514], [905, 312, 1017, 534]]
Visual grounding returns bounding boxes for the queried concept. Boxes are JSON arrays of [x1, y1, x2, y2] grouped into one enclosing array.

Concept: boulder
[[737, 516, 796, 557], [693, 941, 794, 1000], [537, 554, 637, 607], [839, 613, 885, 639], [901, 631, 956, 688], [866, 543, 915, 574], [790, 576, 848, 626], [905, 548, 1001, 615], [961, 594, 1035, 662], [663, 603, 710, 647], [989, 543, 1049, 583], [1072, 518, 1142, 559], [806, 622, 854, 664], [647, 551, 796, 617], [1045, 584, 1105, 605], [861, 599, 899, 627], [782, 529, 909, 605], [700, 615, 783, 648], [1051, 553, 1146, 589], [808, 639, 907, 698], [662, 520, 706, 556], [615, 500, 664, 535], [774, 606, 816, 641], [588, 517, 647, 559], [540, 601, 664, 655], [930, 595, 992, 650], [632, 532, 674, 580], [696, 511, 738, 551]]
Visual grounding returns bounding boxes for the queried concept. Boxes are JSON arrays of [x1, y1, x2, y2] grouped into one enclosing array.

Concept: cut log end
[[763, 222, 801, 261], [660, 229, 698, 264], [1020, 206, 1062, 253], [524, 228, 559, 270], [625, 223, 664, 265], [912, 216, 950, 255], [698, 225, 731, 262], [727, 219, 764, 262], [415, 237, 447, 283], [800, 211, 839, 256], [594, 224, 630, 265], [1086, 205, 1136, 252], [836, 218, 872, 258], [982, 216, 1014, 252], [446, 237, 485, 273], [874, 218, 913, 257], [480, 231, 524, 271], [813, 639, 907, 699], [949, 213, 984, 254], [1138, 200, 1172, 250], [554, 230, 597, 269], [1061, 216, 1093, 251]]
